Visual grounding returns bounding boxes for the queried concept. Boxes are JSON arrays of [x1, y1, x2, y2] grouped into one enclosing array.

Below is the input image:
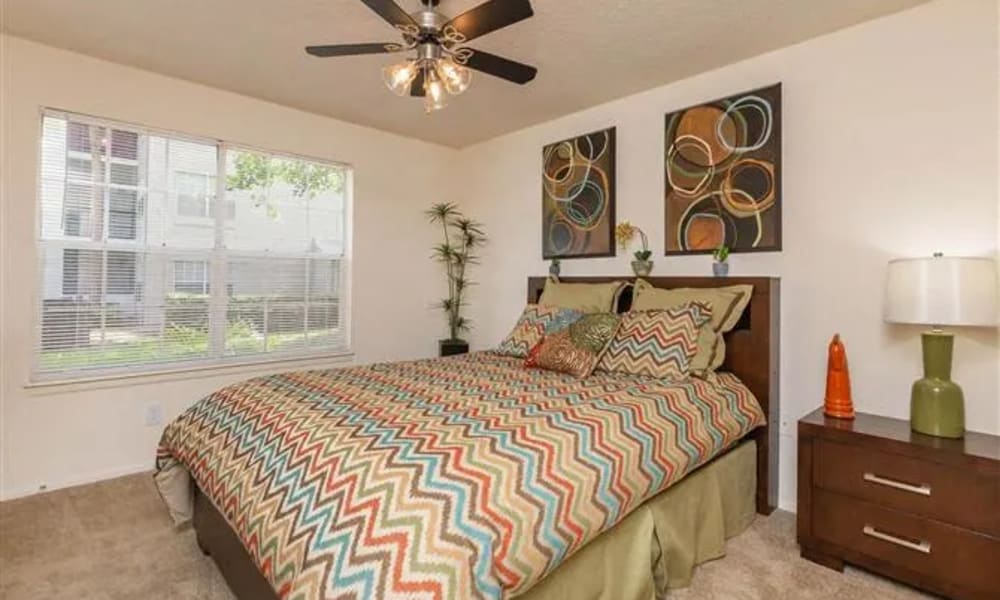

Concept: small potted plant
[[549, 258, 561, 278], [426, 202, 486, 357], [712, 244, 731, 277], [615, 221, 653, 277]]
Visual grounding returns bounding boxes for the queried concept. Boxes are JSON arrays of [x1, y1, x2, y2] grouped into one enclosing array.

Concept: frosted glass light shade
[[436, 58, 472, 95], [423, 69, 448, 113], [382, 62, 418, 96], [884, 256, 999, 327]]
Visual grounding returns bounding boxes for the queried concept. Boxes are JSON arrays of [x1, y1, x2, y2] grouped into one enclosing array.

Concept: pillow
[[496, 304, 583, 358], [525, 313, 622, 378], [538, 277, 626, 313], [596, 304, 712, 380], [630, 280, 753, 373]]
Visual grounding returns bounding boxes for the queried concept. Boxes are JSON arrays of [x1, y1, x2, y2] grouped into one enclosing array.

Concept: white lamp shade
[[884, 256, 999, 327]]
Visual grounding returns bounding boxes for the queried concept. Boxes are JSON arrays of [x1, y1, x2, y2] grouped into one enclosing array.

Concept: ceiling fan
[[306, 0, 537, 112]]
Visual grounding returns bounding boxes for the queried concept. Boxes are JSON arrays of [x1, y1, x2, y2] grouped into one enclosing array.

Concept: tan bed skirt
[[518, 440, 757, 600]]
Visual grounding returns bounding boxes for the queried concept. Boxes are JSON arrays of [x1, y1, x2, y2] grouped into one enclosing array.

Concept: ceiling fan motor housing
[[413, 8, 447, 37], [417, 42, 443, 61]]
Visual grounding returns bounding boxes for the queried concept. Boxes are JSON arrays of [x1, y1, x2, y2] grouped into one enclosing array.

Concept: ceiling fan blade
[[305, 42, 404, 57], [360, 0, 418, 30], [410, 69, 426, 97], [443, 0, 533, 43], [461, 49, 537, 84]]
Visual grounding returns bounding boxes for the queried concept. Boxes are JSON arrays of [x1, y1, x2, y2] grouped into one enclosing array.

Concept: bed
[[155, 276, 780, 600]]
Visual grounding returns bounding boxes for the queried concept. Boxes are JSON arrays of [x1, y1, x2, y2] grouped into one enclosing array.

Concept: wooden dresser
[[797, 408, 1000, 600]]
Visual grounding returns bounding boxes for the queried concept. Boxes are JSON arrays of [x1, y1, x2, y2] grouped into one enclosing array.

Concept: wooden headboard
[[528, 276, 780, 514]]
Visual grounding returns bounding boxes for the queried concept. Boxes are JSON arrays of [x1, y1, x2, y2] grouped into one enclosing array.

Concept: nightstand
[[797, 408, 1000, 600]]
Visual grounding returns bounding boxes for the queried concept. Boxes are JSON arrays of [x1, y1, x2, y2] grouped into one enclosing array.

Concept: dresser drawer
[[813, 490, 1000, 597], [813, 438, 999, 535]]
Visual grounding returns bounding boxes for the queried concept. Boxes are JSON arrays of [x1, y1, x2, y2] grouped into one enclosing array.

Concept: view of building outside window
[[36, 112, 349, 378]]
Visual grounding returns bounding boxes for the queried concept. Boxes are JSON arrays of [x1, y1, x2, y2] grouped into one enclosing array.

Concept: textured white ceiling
[[3, 0, 927, 147]]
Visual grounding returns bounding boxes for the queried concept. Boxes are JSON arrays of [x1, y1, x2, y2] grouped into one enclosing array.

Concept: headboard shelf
[[528, 276, 780, 514]]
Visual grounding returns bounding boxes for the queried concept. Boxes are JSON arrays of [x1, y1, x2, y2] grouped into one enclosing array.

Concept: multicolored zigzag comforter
[[155, 352, 764, 600]]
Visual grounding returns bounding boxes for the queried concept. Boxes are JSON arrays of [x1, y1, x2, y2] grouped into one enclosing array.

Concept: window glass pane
[[106, 251, 139, 295], [173, 260, 209, 295], [108, 188, 141, 240], [174, 171, 224, 220], [40, 118, 109, 241], [146, 137, 217, 249], [226, 256, 304, 355], [222, 256, 343, 356], [67, 157, 99, 181], [224, 150, 346, 254], [110, 162, 139, 186], [39, 247, 212, 371], [67, 122, 92, 153], [110, 130, 138, 160]]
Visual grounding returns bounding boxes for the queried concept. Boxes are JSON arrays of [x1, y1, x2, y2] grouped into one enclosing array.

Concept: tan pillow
[[538, 278, 625, 313], [631, 279, 753, 372]]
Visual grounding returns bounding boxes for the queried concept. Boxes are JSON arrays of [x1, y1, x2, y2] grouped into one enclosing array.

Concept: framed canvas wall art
[[664, 84, 782, 254]]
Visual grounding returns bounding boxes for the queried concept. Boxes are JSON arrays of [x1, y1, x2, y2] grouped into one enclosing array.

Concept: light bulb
[[382, 61, 417, 96], [435, 57, 472, 95], [423, 69, 448, 113]]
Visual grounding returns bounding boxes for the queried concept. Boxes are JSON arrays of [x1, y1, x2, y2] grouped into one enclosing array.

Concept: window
[[176, 171, 213, 217], [36, 110, 351, 380], [176, 171, 235, 219], [173, 260, 209, 295]]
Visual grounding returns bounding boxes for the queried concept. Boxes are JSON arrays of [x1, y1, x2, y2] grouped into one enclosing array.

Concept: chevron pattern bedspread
[[155, 352, 764, 600]]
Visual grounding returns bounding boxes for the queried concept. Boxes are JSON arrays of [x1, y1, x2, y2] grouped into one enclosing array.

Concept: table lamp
[[883, 254, 999, 438]]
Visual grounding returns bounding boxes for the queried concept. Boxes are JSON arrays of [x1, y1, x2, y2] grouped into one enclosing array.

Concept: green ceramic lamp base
[[910, 331, 965, 439]]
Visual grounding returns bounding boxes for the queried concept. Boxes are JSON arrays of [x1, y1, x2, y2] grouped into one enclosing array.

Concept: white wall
[[0, 36, 459, 499], [456, 0, 1000, 510]]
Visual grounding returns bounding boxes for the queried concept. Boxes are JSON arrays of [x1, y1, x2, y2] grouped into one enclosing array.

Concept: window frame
[[32, 108, 354, 384]]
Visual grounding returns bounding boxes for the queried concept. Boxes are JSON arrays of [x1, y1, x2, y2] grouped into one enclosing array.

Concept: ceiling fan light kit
[[307, 0, 537, 113]]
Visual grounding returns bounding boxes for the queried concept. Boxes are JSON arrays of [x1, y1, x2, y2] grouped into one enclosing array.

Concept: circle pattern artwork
[[664, 85, 781, 254], [543, 128, 615, 258]]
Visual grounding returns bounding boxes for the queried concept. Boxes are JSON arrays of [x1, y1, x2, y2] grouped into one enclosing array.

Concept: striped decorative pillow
[[496, 304, 584, 358], [595, 303, 712, 380]]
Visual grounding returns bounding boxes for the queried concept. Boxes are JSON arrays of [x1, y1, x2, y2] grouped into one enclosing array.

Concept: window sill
[[24, 350, 355, 393]]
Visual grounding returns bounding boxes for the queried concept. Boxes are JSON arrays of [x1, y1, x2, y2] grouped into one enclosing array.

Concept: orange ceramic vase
[[824, 334, 855, 419]]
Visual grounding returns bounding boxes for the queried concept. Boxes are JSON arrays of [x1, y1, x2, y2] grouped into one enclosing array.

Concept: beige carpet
[[0, 473, 936, 600]]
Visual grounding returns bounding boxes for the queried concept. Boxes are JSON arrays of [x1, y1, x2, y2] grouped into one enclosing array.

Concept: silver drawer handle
[[863, 472, 931, 496], [863, 525, 931, 554]]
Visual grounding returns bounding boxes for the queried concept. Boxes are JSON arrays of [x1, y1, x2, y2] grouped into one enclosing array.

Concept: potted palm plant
[[426, 203, 487, 356], [615, 221, 653, 276]]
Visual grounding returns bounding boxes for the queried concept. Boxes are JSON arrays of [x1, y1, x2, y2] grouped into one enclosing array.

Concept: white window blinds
[[36, 110, 351, 380]]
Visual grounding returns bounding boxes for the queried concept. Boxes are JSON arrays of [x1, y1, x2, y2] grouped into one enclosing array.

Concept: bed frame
[[192, 275, 780, 599]]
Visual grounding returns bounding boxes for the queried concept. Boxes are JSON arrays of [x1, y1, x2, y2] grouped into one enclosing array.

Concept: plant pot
[[631, 260, 653, 277], [712, 262, 730, 277], [439, 339, 469, 357]]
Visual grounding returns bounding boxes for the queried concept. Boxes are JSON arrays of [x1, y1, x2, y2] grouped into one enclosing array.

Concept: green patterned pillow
[[596, 303, 712, 380], [495, 304, 584, 358], [525, 313, 622, 378]]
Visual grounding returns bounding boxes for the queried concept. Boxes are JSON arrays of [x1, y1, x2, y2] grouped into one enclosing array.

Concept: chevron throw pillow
[[496, 304, 584, 358], [525, 313, 622, 378], [596, 303, 712, 380]]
